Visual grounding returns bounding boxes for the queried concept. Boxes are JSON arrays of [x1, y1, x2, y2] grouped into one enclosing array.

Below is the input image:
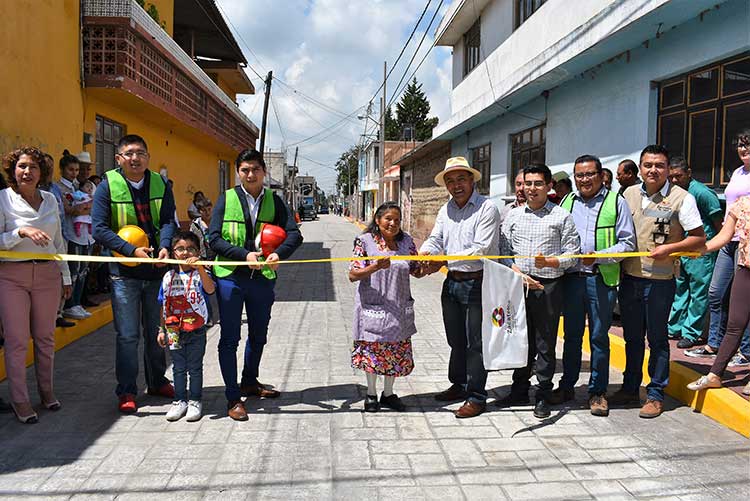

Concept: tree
[[384, 106, 400, 141], [392, 77, 439, 141], [335, 144, 363, 197]]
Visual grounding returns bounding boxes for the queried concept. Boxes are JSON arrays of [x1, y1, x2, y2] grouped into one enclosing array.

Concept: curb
[[557, 322, 750, 438], [0, 301, 113, 382]]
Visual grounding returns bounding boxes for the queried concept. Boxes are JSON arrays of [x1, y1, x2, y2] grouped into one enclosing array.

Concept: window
[[657, 53, 750, 188], [95, 115, 125, 175], [515, 0, 547, 29], [471, 144, 491, 194], [510, 123, 546, 178], [463, 19, 480, 76], [218, 159, 230, 191]]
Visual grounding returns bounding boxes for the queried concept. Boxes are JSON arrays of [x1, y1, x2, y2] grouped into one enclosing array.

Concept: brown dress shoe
[[589, 394, 609, 416], [434, 384, 468, 402], [241, 382, 280, 399], [227, 400, 248, 421], [454, 400, 486, 419], [638, 399, 663, 419]]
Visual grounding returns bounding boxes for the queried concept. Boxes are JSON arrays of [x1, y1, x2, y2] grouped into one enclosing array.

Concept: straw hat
[[75, 151, 92, 164], [434, 156, 482, 186]]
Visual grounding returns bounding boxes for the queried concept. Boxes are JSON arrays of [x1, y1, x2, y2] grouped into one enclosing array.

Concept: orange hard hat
[[113, 225, 150, 267], [254, 223, 287, 257]]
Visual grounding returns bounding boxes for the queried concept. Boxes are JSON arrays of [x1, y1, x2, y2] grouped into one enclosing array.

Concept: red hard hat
[[255, 223, 287, 257]]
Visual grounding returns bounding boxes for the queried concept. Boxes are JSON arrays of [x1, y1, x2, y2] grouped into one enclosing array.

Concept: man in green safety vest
[[208, 148, 302, 421], [92, 134, 177, 414], [549, 155, 636, 417]]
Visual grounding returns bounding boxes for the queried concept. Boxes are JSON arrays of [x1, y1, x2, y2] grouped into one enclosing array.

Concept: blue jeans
[[441, 277, 486, 403], [65, 242, 92, 309], [561, 274, 617, 395], [707, 242, 750, 355], [170, 328, 207, 401], [216, 273, 275, 402], [619, 275, 675, 401], [111, 275, 169, 396]]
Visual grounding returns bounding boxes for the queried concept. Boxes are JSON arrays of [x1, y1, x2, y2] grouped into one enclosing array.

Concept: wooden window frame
[[720, 99, 750, 183], [471, 143, 491, 194], [659, 80, 685, 111], [721, 55, 750, 99], [687, 108, 718, 186], [510, 123, 546, 180], [95, 115, 126, 176], [687, 65, 721, 107], [463, 19, 481, 77]]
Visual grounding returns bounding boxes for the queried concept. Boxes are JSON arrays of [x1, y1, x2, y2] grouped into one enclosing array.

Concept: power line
[[286, 105, 365, 147], [270, 95, 287, 145], [214, 0, 268, 80], [273, 77, 360, 123]]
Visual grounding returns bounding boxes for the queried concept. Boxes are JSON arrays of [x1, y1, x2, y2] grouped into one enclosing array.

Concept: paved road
[[0, 214, 748, 500]]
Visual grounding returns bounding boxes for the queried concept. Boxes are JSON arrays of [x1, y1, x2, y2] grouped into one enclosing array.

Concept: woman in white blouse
[[0, 147, 72, 423]]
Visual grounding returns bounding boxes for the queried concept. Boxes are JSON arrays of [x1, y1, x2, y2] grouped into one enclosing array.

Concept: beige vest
[[622, 183, 689, 279]]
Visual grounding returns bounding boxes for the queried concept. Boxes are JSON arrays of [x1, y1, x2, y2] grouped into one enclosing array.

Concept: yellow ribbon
[[0, 250, 702, 267]]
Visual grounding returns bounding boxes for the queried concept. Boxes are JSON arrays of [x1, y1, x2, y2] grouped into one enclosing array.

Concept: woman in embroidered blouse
[[349, 202, 425, 412], [687, 194, 750, 396], [0, 147, 72, 423]]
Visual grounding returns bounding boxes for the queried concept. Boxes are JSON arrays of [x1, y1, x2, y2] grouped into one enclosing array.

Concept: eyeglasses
[[738, 142, 750, 150], [117, 150, 149, 159], [174, 246, 198, 254], [574, 171, 599, 180]]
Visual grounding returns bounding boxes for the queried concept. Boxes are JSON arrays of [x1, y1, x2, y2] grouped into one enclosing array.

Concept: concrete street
[[0, 214, 748, 500]]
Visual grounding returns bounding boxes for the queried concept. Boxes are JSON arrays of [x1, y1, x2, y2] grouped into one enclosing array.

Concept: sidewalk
[[0, 215, 747, 500]]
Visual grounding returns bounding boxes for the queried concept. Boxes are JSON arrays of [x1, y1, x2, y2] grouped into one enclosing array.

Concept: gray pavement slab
[[0, 214, 748, 500]]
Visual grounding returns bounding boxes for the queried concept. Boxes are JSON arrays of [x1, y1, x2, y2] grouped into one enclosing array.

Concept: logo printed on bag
[[491, 306, 505, 328]]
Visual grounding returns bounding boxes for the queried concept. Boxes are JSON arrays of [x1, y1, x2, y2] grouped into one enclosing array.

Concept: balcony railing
[[82, 0, 258, 151]]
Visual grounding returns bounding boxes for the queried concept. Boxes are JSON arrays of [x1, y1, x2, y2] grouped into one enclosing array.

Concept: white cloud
[[218, 0, 452, 193]]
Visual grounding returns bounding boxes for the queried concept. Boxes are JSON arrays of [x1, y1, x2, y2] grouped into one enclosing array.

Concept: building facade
[[1, 0, 258, 215], [433, 0, 750, 205]]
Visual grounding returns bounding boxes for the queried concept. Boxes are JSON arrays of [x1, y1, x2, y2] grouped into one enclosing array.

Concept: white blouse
[[0, 188, 71, 285]]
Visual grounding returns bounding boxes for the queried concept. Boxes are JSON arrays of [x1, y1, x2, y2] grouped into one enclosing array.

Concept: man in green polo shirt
[[667, 157, 723, 349]]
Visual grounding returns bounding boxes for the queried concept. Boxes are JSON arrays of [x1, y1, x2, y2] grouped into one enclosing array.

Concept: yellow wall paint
[[0, 0, 84, 159], [84, 94, 235, 220], [143, 0, 174, 36]]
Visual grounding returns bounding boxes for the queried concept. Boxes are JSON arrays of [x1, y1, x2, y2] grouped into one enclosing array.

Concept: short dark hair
[[523, 163, 552, 184], [364, 201, 404, 241], [3, 147, 51, 191], [171, 230, 200, 250], [88, 174, 101, 184], [602, 168, 613, 179], [235, 148, 266, 171], [735, 128, 750, 146], [618, 159, 638, 176], [59, 149, 79, 172], [639, 144, 670, 164], [117, 134, 148, 153], [555, 178, 572, 191], [195, 198, 213, 211], [669, 155, 689, 172], [573, 154, 602, 172]]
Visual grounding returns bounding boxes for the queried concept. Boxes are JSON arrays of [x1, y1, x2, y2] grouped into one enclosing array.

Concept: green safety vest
[[214, 187, 277, 279], [560, 190, 621, 287], [105, 169, 165, 244]]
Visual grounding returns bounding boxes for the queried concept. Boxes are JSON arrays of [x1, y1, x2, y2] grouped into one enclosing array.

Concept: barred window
[[95, 115, 125, 175], [472, 143, 491, 195], [515, 0, 548, 29], [463, 19, 481, 76], [510, 123, 546, 178]]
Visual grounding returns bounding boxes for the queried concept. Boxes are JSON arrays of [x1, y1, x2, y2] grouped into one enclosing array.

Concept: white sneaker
[[74, 305, 92, 318], [186, 400, 202, 422], [166, 400, 188, 421], [62, 307, 87, 320], [727, 353, 750, 367], [687, 375, 722, 391]]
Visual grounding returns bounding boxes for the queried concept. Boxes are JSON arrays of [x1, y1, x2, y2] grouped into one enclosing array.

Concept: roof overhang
[[173, 0, 247, 64], [197, 60, 255, 95], [434, 0, 491, 46]]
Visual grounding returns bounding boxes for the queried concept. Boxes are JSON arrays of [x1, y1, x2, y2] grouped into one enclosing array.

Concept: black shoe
[[56, 317, 75, 328], [380, 393, 406, 412], [0, 398, 12, 414], [364, 394, 380, 412], [548, 387, 575, 405], [533, 399, 551, 419], [494, 392, 530, 407], [81, 297, 100, 307], [667, 333, 682, 340], [676, 337, 698, 349]]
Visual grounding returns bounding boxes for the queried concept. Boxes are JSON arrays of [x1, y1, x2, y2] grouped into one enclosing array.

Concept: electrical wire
[[214, 0, 267, 80]]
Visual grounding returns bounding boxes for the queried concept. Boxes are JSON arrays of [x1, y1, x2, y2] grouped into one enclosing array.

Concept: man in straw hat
[[419, 156, 500, 418]]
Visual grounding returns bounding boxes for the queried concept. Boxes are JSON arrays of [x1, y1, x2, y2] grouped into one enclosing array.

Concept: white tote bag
[[481, 259, 529, 370]]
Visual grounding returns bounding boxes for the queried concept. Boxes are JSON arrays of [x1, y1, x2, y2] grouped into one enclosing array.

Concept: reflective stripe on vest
[[214, 187, 276, 278], [560, 190, 620, 287], [105, 169, 165, 244]]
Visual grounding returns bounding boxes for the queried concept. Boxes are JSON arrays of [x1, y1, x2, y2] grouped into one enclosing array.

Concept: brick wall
[[402, 143, 451, 242]]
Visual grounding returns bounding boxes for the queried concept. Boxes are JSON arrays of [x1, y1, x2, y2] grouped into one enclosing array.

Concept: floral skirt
[[351, 339, 414, 377]]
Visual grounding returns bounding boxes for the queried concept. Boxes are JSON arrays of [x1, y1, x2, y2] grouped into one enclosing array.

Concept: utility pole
[[259, 70, 273, 156], [378, 61, 386, 206], [291, 146, 298, 211]]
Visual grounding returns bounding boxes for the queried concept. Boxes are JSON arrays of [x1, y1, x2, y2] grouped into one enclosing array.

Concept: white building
[[433, 0, 750, 205]]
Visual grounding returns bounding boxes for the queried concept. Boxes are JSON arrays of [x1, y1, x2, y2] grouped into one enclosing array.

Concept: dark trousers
[[712, 266, 750, 375], [619, 275, 675, 401], [170, 328, 207, 402], [442, 277, 487, 403], [511, 277, 563, 400], [216, 273, 275, 402]]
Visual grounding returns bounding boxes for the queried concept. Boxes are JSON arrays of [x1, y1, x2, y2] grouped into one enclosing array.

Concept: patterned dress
[[351, 232, 419, 376]]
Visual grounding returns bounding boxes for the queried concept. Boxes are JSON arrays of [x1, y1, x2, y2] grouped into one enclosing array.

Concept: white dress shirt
[[240, 184, 263, 227], [639, 181, 703, 231]]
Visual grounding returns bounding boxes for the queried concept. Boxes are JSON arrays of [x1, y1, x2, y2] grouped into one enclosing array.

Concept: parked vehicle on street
[[299, 204, 317, 221], [318, 206, 330, 214]]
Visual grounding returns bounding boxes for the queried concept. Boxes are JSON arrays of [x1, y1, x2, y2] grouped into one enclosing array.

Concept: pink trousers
[[0, 261, 61, 403]]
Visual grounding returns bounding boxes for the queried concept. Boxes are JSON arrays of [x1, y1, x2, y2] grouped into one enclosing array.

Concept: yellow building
[[0, 0, 258, 217]]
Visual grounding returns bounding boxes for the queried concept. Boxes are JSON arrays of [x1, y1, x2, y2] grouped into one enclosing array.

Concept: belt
[[567, 271, 598, 278], [447, 270, 483, 282]]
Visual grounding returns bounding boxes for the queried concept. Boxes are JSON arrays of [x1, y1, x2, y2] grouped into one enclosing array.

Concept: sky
[[217, 0, 453, 194]]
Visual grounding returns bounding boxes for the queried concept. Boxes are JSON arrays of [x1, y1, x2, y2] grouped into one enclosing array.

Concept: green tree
[[336, 144, 363, 197], [393, 77, 439, 141], [384, 106, 400, 141]]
